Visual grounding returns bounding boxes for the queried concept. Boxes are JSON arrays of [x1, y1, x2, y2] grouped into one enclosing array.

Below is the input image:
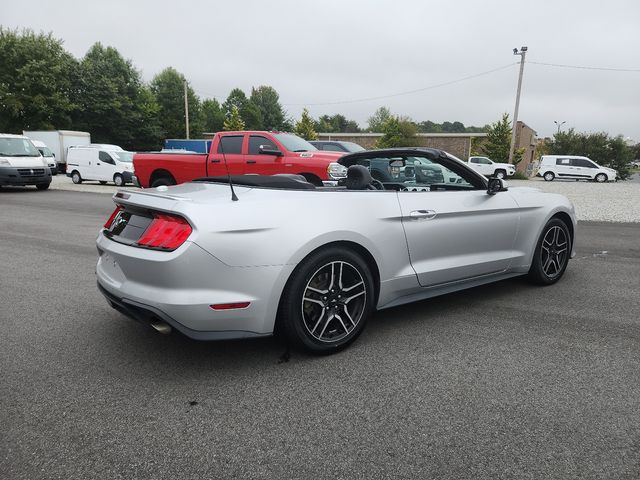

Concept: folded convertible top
[[192, 174, 316, 190]]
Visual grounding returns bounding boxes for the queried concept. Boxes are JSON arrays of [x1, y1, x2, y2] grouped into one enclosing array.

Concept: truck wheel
[[299, 173, 323, 187], [114, 174, 124, 186], [71, 171, 82, 184], [494, 169, 506, 179], [36, 183, 50, 190], [151, 176, 176, 188]]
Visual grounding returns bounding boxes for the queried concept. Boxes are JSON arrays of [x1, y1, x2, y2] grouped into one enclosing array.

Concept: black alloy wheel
[[279, 247, 375, 354], [528, 218, 571, 285]]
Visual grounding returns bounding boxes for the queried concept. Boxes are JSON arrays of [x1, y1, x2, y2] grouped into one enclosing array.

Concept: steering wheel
[[368, 179, 385, 190]]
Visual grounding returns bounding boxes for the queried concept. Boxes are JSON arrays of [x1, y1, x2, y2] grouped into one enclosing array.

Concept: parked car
[[31, 140, 57, 175], [66, 145, 134, 186], [537, 155, 617, 182], [309, 140, 366, 153], [467, 156, 516, 179], [0, 134, 52, 190], [133, 131, 347, 188], [97, 147, 576, 354]]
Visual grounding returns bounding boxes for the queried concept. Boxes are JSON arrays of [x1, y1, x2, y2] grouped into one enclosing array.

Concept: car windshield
[[273, 133, 318, 152], [355, 155, 478, 189], [111, 151, 133, 163], [38, 147, 54, 157], [342, 142, 366, 152], [0, 138, 41, 157]]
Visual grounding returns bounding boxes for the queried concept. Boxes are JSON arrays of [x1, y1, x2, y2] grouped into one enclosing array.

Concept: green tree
[[223, 88, 262, 130], [150, 67, 203, 140], [479, 113, 512, 163], [201, 98, 225, 133], [250, 86, 286, 130], [546, 128, 632, 179], [375, 116, 417, 148], [0, 28, 78, 132], [74, 43, 163, 150], [294, 108, 318, 140], [367, 106, 392, 132], [223, 105, 245, 131]]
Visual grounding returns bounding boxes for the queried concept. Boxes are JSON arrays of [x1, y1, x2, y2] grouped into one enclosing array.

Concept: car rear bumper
[[96, 233, 293, 339], [0, 166, 52, 186]]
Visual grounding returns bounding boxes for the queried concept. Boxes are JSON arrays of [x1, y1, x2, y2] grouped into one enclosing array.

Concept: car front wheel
[[494, 169, 506, 179], [528, 218, 571, 285], [595, 173, 607, 183], [279, 247, 375, 354], [114, 173, 124, 186], [71, 171, 82, 184]]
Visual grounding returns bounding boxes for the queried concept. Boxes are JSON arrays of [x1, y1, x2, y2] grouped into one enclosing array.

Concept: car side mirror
[[487, 177, 507, 195], [259, 145, 283, 156]]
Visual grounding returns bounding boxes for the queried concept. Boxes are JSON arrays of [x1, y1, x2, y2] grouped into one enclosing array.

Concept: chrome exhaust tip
[[150, 319, 172, 334]]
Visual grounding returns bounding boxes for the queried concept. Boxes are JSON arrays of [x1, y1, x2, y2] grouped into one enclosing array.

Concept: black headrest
[[345, 165, 372, 190]]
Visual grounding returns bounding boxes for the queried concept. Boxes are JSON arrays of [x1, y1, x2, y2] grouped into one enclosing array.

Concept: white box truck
[[22, 130, 91, 174]]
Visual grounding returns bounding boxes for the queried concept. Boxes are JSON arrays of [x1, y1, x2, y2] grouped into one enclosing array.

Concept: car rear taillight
[[104, 206, 122, 229], [136, 213, 192, 251]]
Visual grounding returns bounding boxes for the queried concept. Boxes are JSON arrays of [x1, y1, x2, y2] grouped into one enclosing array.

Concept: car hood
[[0, 155, 46, 168], [293, 151, 344, 162]]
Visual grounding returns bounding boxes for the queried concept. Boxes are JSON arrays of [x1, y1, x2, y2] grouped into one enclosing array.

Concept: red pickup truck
[[133, 131, 348, 188]]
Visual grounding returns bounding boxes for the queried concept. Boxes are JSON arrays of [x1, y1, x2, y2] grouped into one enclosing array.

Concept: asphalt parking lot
[[1, 188, 639, 479]]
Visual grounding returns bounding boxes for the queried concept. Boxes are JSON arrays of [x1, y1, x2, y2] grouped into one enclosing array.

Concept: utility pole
[[508, 46, 527, 163], [554, 120, 566, 134], [184, 80, 190, 139]]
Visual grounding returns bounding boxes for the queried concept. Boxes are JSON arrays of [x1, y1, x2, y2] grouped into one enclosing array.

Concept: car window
[[218, 135, 244, 154], [322, 144, 345, 152], [354, 155, 481, 191], [248, 136, 277, 155], [573, 159, 596, 168], [99, 151, 114, 163], [556, 158, 571, 165]]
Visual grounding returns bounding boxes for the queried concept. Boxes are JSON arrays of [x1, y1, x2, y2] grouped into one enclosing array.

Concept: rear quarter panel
[[133, 152, 208, 187]]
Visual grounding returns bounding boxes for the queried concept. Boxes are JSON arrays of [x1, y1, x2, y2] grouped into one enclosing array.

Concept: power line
[[529, 61, 640, 72], [281, 63, 518, 106]]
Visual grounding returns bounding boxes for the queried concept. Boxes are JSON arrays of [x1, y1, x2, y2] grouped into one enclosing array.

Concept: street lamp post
[[554, 120, 566, 134], [508, 46, 528, 164]]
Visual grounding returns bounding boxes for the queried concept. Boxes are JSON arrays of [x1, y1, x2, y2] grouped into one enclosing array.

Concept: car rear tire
[[595, 173, 607, 183], [36, 183, 50, 190], [543, 172, 555, 182], [494, 169, 506, 179], [71, 171, 82, 184], [114, 174, 124, 186], [527, 218, 571, 285], [278, 247, 375, 354]]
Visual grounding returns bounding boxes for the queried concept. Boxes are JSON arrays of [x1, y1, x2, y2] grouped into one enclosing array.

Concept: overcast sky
[[2, 0, 639, 140]]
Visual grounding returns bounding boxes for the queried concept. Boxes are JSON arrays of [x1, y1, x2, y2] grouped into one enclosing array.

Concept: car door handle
[[246, 160, 256, 164], [211, 159, 220, 163], [409, 210, 437, 220]]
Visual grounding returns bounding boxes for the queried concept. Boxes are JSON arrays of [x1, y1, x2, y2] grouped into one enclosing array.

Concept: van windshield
[[111, 151, 133, 163], [0, 138, 41, 157]]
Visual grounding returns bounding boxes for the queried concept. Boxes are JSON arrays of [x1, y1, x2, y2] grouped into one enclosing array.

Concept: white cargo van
[[66, 146, 134, 186], [0, 134, 52, 190], [31, 140, 57, 175], [537, 155, 617, 182]]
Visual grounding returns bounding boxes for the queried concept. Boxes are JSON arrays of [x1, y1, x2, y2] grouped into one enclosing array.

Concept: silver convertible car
[[96, 148, 576, 354]]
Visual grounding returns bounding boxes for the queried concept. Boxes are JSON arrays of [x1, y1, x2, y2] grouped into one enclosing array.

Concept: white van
[[31, 140, 57, 175], [66, 146, 134, 186], [537, 155, 617, 182], [0, 133, 52, 190]]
